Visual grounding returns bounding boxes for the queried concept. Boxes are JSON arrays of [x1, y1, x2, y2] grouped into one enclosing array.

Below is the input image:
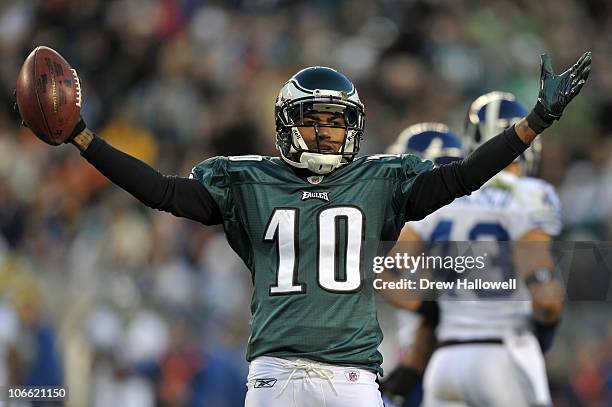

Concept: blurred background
[[0, 0, 612, 406]]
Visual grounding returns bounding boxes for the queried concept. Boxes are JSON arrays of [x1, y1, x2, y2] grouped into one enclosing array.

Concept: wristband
[[526, 101, 555, 134]]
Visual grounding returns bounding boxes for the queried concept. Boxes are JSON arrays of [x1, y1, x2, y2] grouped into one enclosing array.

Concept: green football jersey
[[191, 154, 432, 374]]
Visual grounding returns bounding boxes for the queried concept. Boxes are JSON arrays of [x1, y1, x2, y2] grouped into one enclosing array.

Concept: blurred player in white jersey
[[381, 92, 564, 407], [380, 123, 465, 407], [380, 122, 465, 407]]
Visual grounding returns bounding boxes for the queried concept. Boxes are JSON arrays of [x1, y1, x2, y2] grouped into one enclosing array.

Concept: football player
[[17, 52, 590, 406], [381, 92, 565, 407], [386, 122, 464, 167], [380, 123, 464, 407]]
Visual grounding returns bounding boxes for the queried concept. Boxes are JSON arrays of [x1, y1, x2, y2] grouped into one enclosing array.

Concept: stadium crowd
[[1, 0, 612, 405]]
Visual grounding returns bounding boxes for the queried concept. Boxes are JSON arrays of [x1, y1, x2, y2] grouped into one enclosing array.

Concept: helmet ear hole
[[344, 108, 358, 126], [286, 105, 302, 125]]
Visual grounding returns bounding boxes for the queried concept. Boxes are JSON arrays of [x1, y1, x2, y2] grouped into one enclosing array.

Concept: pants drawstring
[[277, 359, 338, 397]]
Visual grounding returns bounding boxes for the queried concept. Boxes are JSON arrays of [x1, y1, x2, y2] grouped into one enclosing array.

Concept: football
[[15, 46, 82, 145]]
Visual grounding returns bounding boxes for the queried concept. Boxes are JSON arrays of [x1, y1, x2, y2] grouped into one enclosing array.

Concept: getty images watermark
[[367, 241, 612, 301], [371, 251, 518, 293]]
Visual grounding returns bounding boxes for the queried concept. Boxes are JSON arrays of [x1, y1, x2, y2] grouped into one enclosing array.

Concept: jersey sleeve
[[82, 135, 222, 225], [398, 155, 436, 195], [191, 157, 232, 216], [513, 179, 562, 238], [392, 155, 435, 215]]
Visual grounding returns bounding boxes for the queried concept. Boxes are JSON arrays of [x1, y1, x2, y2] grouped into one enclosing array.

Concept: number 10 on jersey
[[264, 207, 364, 295]]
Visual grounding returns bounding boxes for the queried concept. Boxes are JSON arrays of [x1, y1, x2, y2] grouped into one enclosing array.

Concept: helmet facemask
[[278, 99, 363, 174]]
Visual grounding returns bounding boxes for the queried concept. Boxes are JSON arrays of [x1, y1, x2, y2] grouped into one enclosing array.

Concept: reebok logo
[[301, 191, 330, 201], [254, 378, 277, 388]]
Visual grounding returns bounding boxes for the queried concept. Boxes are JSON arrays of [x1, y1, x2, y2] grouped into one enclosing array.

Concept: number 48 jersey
[[409, 171, 562, 341], [191, 154, 432, 374]]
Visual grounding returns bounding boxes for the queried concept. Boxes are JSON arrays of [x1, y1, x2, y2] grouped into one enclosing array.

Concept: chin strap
[[300, 152, 343, 174]]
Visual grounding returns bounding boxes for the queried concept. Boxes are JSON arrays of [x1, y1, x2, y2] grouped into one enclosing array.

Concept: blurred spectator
[[0, 300, 20, 386], [2, 0, 612, 405], [12, 277, 63, 392]]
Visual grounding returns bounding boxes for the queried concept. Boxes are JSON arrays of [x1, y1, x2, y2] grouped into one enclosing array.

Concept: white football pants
[[423, 335, 551, 407], [244, 356, 383, 407]]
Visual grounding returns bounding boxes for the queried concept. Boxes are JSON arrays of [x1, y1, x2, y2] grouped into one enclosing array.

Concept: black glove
[[66, 116, 87, 144], [527, 51, 591, 133]]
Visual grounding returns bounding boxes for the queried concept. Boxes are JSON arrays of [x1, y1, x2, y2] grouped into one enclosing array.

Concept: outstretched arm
[[406, 52, 591, 221], [71, 128, 222, 225], [14, 63, 223, 226]]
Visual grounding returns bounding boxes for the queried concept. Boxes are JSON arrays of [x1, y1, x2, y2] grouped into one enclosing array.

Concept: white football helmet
[[465, 91, 541, 176]]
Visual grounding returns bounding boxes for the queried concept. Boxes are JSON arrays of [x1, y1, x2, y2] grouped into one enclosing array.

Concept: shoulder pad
[[515, 176, 562, 236]]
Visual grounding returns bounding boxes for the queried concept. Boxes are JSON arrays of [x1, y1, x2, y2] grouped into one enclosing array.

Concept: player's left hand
[[539, 51, 591, 118], [527, 51, 591, 133]]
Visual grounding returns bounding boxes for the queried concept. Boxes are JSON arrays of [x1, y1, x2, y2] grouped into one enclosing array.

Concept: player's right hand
[[12, 89, 27, 128], [67, 116, 87, 143], [12, 89, 85, 144]]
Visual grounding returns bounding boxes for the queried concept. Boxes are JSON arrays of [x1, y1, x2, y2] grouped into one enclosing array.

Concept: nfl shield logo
[[345, 370, 360, 382], [307, 176, 323, 185]]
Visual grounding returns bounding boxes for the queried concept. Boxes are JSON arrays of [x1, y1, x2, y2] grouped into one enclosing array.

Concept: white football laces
[[71, 68, 82, 108]]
